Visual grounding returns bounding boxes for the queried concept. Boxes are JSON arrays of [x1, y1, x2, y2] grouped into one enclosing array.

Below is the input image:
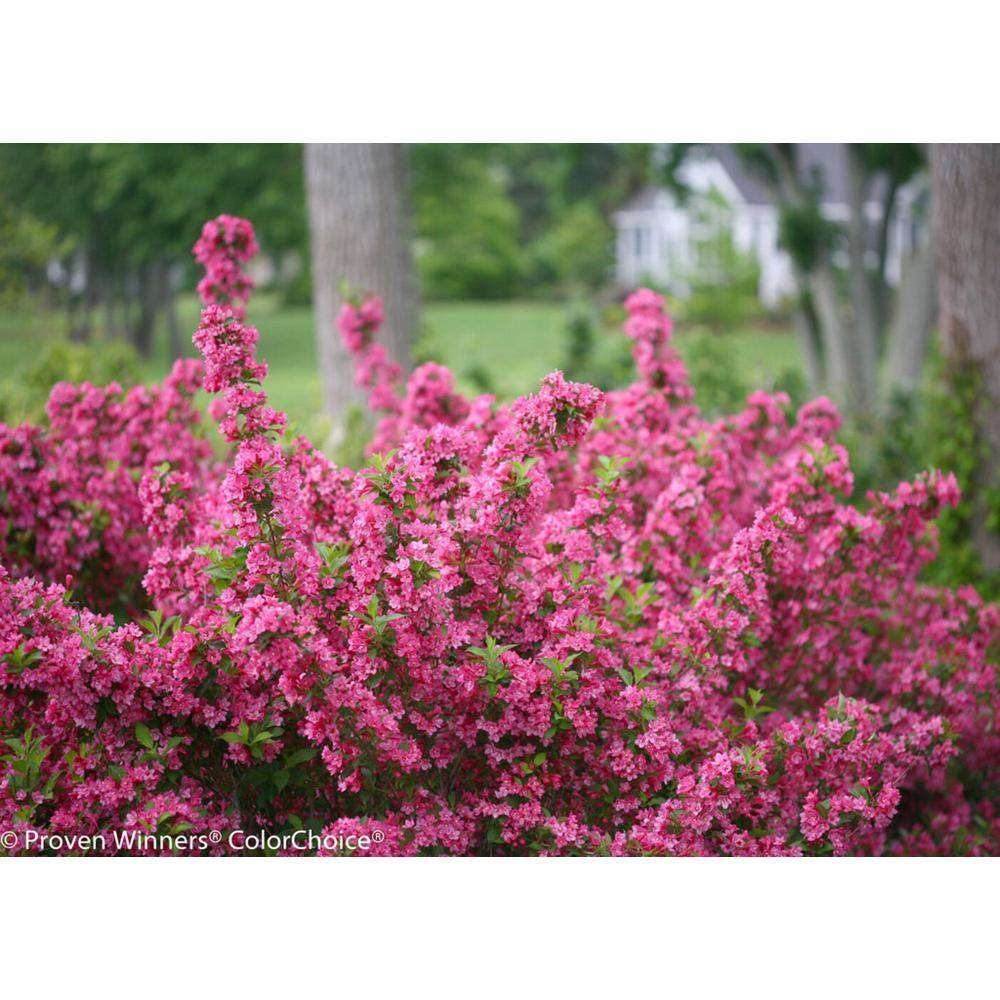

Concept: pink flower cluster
[[0, 362, 211, 614], [0, 218, 996, 856], [192, 214, 259, 319]]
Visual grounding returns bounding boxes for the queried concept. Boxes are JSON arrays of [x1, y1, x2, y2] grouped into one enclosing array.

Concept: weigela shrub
[[0, 217, 996, 856]]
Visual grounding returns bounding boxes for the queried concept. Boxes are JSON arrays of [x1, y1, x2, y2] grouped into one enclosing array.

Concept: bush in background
[[0, 338, 143, 425]]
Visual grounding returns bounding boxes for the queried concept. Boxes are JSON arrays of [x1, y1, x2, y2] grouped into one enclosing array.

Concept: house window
[[634, 227, 650, 260]]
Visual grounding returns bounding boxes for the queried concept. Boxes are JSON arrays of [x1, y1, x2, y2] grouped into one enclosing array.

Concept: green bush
[[530, 202, 612, 291], [921, 359, 1000, 599], [681, 330, 750, 417], [680, 191, 761, 333], [0, 338, 142, 425], [560, 300, 632, 390], [413, 157, 525, 300]]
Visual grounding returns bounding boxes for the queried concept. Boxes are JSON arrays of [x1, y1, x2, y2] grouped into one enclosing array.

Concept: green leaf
[[135, 723, 154, 750], [615, 666, 634, 685]]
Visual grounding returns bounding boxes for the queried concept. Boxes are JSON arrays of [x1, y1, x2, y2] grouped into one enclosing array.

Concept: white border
[[1, 0, 997, 989], [2, 1, 997, 140], [3, 858, 996, 994]]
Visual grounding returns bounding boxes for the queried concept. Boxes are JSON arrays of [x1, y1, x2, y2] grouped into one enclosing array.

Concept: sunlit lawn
[[0, 295, 804, 434]]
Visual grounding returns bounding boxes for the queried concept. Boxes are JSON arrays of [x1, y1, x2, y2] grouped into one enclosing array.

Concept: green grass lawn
[[1, 295, 804, 434]]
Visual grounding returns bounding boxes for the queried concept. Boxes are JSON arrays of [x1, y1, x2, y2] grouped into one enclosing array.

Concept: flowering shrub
[[0, 216, 996, 856]]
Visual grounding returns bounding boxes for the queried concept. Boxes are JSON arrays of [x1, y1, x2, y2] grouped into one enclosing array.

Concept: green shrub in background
[[680, 190, 763, 333], [0, 197, 68, 308], [328, 404, 370, 471], [279, 260, 314, 309], [771, 366, 810, 413], [412, 154, 525, 300], [560, 300, 632, 390], [529, 202, 613, 292], [681, 331, 751, 417], [921, 359, 1000, 599], [0, 338, 143, 425]]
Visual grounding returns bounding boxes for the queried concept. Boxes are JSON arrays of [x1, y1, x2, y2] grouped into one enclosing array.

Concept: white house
[[613, 144, 926, 307]]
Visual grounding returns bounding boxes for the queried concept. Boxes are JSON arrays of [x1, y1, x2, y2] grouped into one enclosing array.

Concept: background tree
[[0, 144, 304, 356], [0, 196, 66, 307], [409, 143, 652, 298], [732, 143, 928, 415], [305, 143, 417, 435], [409, 145, 524, 299], [932, 143, 1000, 573]]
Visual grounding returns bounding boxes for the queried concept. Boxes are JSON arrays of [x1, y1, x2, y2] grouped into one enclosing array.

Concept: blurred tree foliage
[[410, 144, 652, 298], [0, 196, 68, 305], [0, 144, 305, 354], [0, 144, 654, 340], [409, 146, 524, 299]]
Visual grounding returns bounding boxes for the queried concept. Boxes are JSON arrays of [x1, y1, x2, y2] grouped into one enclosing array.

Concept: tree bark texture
[[932, 143, 1000, 571], [845, 145, 880, 412], [792, 288, 826, 394], [884, 226, 936, 395], [305, 143, 417, 433]]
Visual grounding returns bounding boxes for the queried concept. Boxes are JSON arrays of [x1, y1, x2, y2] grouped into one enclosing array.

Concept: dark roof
[[797, 144, 852, 202], [618, 145, 894, 215], [800, 144, 889, 204], [709, 144, 773, 205], [618, 185, 664, 212], [717, 143, 889, 207], [619, 145, 889, 211]]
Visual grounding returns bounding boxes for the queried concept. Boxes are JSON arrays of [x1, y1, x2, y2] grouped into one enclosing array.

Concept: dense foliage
[[0, 144, 304, 348], [398, 143, 651, 298], [0, 217, 995, 856]]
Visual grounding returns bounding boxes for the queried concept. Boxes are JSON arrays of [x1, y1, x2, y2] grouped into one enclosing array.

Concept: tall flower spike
[[193, 214, 260, 318]]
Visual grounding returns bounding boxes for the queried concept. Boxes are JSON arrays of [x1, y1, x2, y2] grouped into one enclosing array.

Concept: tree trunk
[[844, 145, 880, 411], [792, 286, 826, 394], [884, 227, 936, 396], [761, 143, 873, 412], [101, 266, 120, 339], [304, 143, 417, 437], [131, 261, 159, 359], [123, 269, 137, 346], [70, 249, 96, 343], [873, 174, 900, 333], [932, 143, 1000, 572], [809, 264, 858, 408], [161, 263, 183, 361]]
